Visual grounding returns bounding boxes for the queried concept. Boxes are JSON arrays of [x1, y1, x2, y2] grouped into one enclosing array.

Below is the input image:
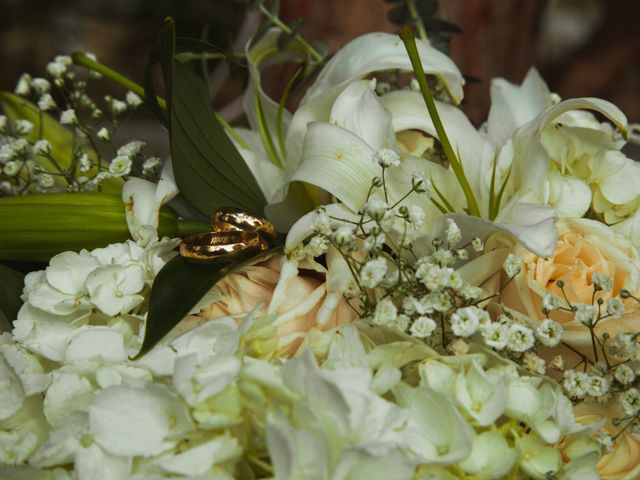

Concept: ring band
[[212, 207, 277, 245], [180, 231, 269, 263]]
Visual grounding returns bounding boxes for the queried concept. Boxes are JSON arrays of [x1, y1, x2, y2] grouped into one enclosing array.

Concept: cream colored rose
[[574, 401, 640, 480], [179, 251, 358, 357], [466, 218, 640, 357]]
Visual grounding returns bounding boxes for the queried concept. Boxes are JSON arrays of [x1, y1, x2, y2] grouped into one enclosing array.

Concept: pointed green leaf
[[137, 246, 282, 357], [0, 263, 24, 323]]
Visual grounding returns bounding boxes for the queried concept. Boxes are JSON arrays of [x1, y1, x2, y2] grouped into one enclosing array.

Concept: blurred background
[[1, 0, 638, 157]]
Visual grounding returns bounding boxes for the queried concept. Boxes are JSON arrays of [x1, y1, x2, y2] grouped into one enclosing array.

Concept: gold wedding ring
[[180, 207, 276, 263], [180, 230, 268, 263], [212, 207, 277, 245]]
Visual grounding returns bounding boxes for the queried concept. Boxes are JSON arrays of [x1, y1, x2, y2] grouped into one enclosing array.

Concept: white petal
[[547, 173, 591, 218], [0, 355, 25, 420], [64, 328, 127, 364], [157, 435, 241, 476], [75, 443, 131, 480]]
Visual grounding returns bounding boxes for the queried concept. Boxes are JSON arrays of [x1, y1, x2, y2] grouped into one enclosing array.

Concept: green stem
[[406, 0, 429, 43], [177, 219, 209, 237], [71, 52, 248, 149], [398, 27, 481, 217], [259, 4, 323, 62]]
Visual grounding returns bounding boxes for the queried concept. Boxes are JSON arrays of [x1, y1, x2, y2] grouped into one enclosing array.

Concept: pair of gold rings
[[180, 207, 276, 263]]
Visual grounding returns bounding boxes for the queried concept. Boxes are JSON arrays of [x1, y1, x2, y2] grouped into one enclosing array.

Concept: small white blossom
[[460, 285, 483, 301], [424, 291, 451, 312], [37, 93, 56, 111], [503, 253, 522, 278], [482, 323, 509, 350], [445, 218, 462, 246], [359, 257, 387, 289], [615, 364, 635, 385], [595, 431, 614, 452], [59, 108, 77, 125], [78, 153, 92, 173], [110, 99, 128, 115], [332, 226, 355, 246], [542, 293, 562, 312], [117, 140, 145, 158], [620, 388, 640, 416], [46, 61, 67, 78], [448, 338, 469, 355], [417, 265, 462, 291], [431, 249, 455, 267], [563, 370, 590, 398], [592, 272, 613, 292], [410, 316, 437, 338], [606, 297, 624, 317], [304, 235, 329, 257], [523, 351, 546, 375], [97, 127, 111, 141], [109, 155, 132, 176], [456, 249, 468, 260], [363, 232, 385, 252], [406, 205, 425, 229], [55, 55, 72, 66], [450, 306, 481, 337], [393, 313, 410, 333], [507, 323, 534, 352], [535, 319, 563, 347], [33, 139, 51, 155], [587, 375, 610, 398], [15, 73, 31, 95], [31, 77, 51, 94], [142, 156, 162, 176], [365, 198, 388, 220], [3, 161, 21, 176], [125, 91, 143, 107], [374, 148, 400, 168], [411, 171, 432, 194], [471, 237, 484, 252], [15, 119, 34, 135], [575, 304, 598, 326], [371, 298, 398, 326], [38, 174, 54, 188], [312, 208, 332, 235]]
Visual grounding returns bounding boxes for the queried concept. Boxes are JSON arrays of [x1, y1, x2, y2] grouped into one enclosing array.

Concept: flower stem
[[406, 0, 429, 43], [258, 4, 323, 62], [398, 27, 481, 217]]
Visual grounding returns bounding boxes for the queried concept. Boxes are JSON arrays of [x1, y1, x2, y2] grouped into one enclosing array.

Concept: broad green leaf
[[136, 246, 282, 357], [0, 92, 122, 193], [0, 263, 24, 324]]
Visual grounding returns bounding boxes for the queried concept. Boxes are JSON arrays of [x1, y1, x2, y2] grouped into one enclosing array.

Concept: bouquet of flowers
[[1, 1, 640, 479]]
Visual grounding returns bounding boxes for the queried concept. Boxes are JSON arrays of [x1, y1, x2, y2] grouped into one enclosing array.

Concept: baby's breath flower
[[38, 173, 54, 188], [46, 61, 67, 78], [365, 198, 388, 220], [542, 293, 562, 312], [456, 249, 468, 260], [587, 375, 610, 398], [410, 316, 437, 338], [523, 351, 546, 375], [3, 161, 21, 176], [363, 232, 385, 252], [371, 298, 398, 326], [406, 205, 425, 229], [575, 304, 598, 326], [503, 253, 522, 278], [609, 332, 636, 360], [418, 265, 462, 291], [471, 237, 484, 252], [535, 319, 563, 347], [450, 306, 481, 337], [614, 364, 635, 385], [312, 208, 332, 235], [55, 55, 72, 66], [620, 388, 640, 416], [606, 298, 624, 317], [507, 323, 534, 352], [15, 119, 34, 135], [460, 285, 482, 302], [448, 338, 469, 355], [117, 140, 145, 157], [359, 257, 387, 289], [445, 218, 462, 246], [374, 148, 400, 168], [550, 355, 565, 371], [142, 157, 162, 176], [629, 422, 640, 441], [482, 323, 509, 350], [425, 291, 452, 312], [33, 139, 51, 156], [59, 108, 77, 125], [15, 73, 32, 95], [563, 370, 590, 398], [411, 171, 432, 195], [332, 226, 355, 246], [305, 235, 329, 257], [592, 272, 613, 292], [31, 77, 50, 94], [78, 152, 92, 173], [37, 93, 56, 111], [109, 155, 132, 176], [110, 99, 128, 115], [431, 249, 455, 267], [595, 431, 614, 452], [125, 91, 143, 107], [393, 313, 410, 333]]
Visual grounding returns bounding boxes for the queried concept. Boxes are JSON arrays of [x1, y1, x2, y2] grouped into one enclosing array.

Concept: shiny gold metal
[[180, 230, 268, 263], [212, 207, 277, 245]]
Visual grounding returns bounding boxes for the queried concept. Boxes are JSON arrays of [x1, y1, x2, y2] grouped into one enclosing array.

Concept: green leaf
[[0, 263, 24, 323], [136, 246, 282, 357], [0, 92, 122, 193], [150, 19, 267, 217]]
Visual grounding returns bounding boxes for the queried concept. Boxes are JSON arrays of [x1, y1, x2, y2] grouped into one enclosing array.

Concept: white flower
[[97, 127, 110, 142], [450, 307, 481, 337], [411, 171, 432, 194], [117, 140, 145, 157], [523, 351, 546, 375], [37, 93, 56, 111], [374, 148, 400, 168], [311, 208, 332, 235], [109, 155, 132, 177], [455, 360, 506, 426], [445, 218, 462, 246], [482, 323, 509, 350], [542, 292, 561, 311], [59, 109, 77, 125], [459, 431, 517, 478], [503, 253, 522, 278], [460, 285, 482, 301], [507, 323, 534, 352], [410, 316, 437, 338], [371, 298, 397, 326], [359, 257, 387, 288], [110, 99, 128, 115], [592, 272, 613, 292], [614, 364, 635, 385], [30, 77, 50, 94], [332, 226, 355, 246], [55, 55, 72, 66], [78, 153, 92, 173], [406, 205, 425, 229], [15, 119, 34, 135], [365, 198, 388, 220], [304, 235, 329, 257], [620, 388, 640, 416], [142, 156, 161, 176], [606, 297, 624, 317], [586, 375, 609, 398], [47, 61, 67, 78], [595, 431, 614, 452], [38, 174, 54, 188], [418, 265, 462, 291], [563, 370, 590, 398], [15, 73, 32, 95], [85, 265, 145, 316], [3, 161, 21, 176], [575, 304, 597, 326], [535, 319, 563, 347], [125, 91, 143, 107], [33, 139, 51, 156]]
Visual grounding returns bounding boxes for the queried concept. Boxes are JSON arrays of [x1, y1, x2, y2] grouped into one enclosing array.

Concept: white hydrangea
[[535, 319, 563, 347]]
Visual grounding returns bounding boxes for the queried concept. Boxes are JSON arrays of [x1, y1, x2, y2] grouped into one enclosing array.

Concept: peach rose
[[181, 250, 358, 357], [466, 218, 640, 357], [574, 401, 640, 480]]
